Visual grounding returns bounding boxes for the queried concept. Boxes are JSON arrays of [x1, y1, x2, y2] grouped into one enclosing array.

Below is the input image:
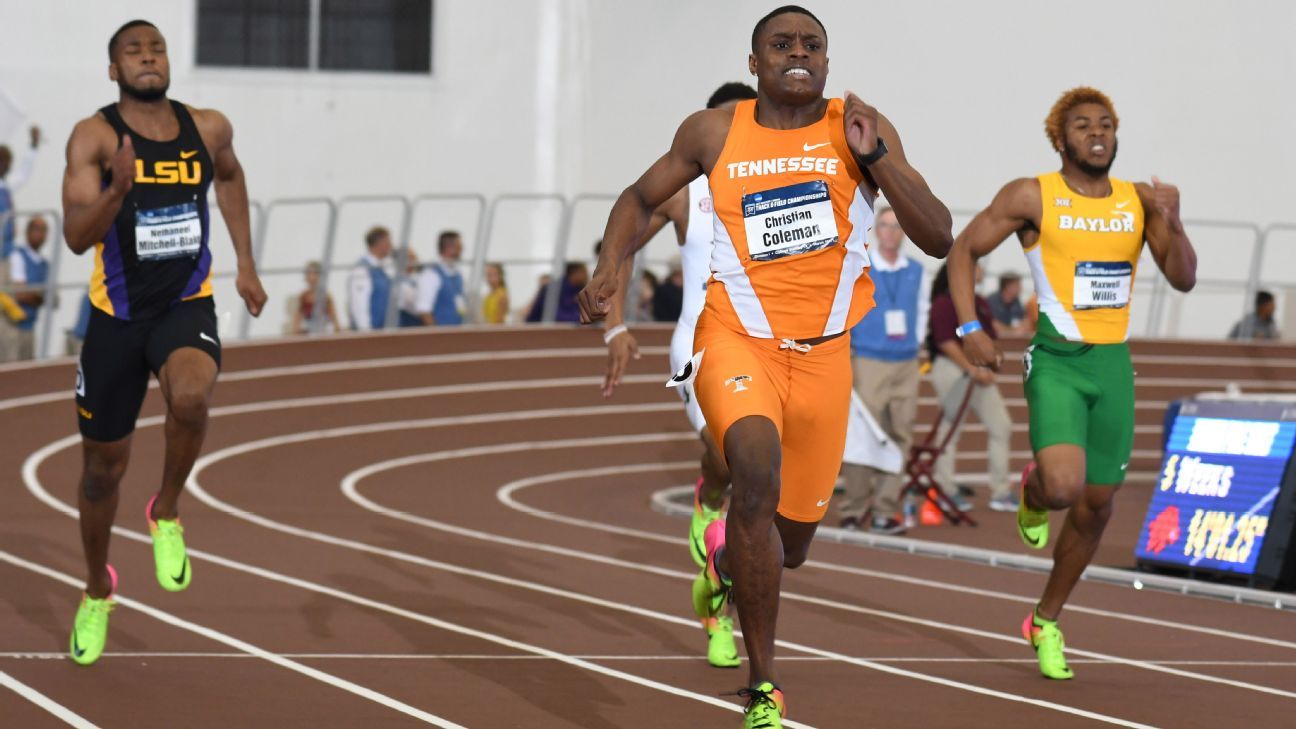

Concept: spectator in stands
[[0, 126, 41, 271], [398, 249, 427, 327], [526, 262, 588, 323], [347, 226, 394, 330], [1229, 290, 1280, 341], [653, 264, 684, 322], [414, 230, 466, 326], [927, 263, 1018, 512], [837, 206, 930, 534], [637, 270, 658, 323], [0, 216, 50, 361], [481, 262, 509, 324], [290, 261, 340, 335], [988, 271, 1028, 334]]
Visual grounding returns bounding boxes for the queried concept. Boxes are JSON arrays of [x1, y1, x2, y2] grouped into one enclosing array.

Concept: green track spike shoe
[[703, 615, 741, 668], [737, 682, 785, 728], [147, 495, 192, 592], [689, 478, 723, 568], [1017, 462, 1049, 549], [70, 565, 117, 666], [1022, 610, 1074, 680], [692, 519, 731, 623]]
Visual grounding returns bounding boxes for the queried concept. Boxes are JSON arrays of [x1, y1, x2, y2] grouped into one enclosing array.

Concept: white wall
[[1, 0, 1292, 342]]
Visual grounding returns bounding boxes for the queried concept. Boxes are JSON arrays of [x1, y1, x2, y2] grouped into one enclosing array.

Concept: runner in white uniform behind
[[598, 83, 901, 670]]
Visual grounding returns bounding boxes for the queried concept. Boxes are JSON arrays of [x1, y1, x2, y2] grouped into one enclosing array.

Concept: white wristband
[[603, 324, 628, 345]]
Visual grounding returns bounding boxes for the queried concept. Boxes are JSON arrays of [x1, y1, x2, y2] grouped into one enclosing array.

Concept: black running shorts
[[76, 297, 222, 442]]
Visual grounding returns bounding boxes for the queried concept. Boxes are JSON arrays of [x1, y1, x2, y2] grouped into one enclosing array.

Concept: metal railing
[[5, 193, 1293, 361]]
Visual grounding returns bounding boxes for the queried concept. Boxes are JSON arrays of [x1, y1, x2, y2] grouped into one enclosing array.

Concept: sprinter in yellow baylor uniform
[[948, 87, 1197, 680]]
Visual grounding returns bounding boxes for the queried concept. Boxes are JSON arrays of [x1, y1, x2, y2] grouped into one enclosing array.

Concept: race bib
[[1073, 261, 1132, 310], [742, 180, 839, 262], [135, 202, 202, 261], [884, 309, 907, 339]]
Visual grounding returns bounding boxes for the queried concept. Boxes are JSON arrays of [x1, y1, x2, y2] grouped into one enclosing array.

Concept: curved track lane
[[2, 327, 1294, 728]]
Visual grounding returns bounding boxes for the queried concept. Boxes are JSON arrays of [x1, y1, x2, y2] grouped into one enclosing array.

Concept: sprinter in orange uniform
[[579, 7, 951, 726]]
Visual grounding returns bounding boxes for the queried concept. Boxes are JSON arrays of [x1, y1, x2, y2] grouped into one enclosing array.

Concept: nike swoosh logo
[[803, 142, 831, 152], [72, 633, 86, 658], [199, 332, 219, 346], [1023, 532, 1043, 547], [1115, 201, 1130, 209], [816, 498, 829, 507], [173, 559, 188, 585], [180, 150, 199, 159]]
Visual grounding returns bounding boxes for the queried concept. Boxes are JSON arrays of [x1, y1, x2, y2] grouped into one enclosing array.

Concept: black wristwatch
[[855, 137, 888, 168]]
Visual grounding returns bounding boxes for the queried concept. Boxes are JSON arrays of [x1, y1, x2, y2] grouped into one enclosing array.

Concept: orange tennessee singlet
[[705, 98, 876, 340]]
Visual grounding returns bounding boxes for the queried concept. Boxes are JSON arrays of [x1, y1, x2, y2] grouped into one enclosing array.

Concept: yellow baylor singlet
[[1028, 172, 1145, 344]]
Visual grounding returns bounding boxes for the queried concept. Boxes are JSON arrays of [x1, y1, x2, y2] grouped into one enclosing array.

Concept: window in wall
[[196, 0, 311, 69], [196, 0, 433, 74], [320, 0, 433, 73]]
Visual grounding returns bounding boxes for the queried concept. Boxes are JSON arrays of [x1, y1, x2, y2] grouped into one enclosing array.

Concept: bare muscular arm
[[950, 178, 1040, 370], [195, 107, 267, 316], [1136, 178, 1196, 292], [601, 187, 687, 397], [841, 93, 953, 258], [579, 109, 728, 323], [607, 188, 685, 326], [62, 117, 132, 255]]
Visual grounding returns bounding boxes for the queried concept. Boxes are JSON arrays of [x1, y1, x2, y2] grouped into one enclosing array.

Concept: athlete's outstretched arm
[[949, 178, 1039, 370], [579, 110, 722, 324], [201, 109, 267, 317], [1137, 178, 1196, 292], [62, 118, 131, 255], [606, 191, 682, 326], [841, 94, 952, 258], [600, 189, 685, 398]]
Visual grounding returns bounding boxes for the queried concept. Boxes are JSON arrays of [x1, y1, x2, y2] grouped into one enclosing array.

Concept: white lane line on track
[[490, 462, 1296, 700], [0, 669, 99, 728], [13, 369, 1279, 643], [509, 473, 1296, 653], [0, 551, 465, 728], [0, 346, 666, 413], [21, 442, 809, 727], [189, 436, 1160, 727], [146, 367, 1264, 637], [5, 652, 1293, 667], [8, 368, 1270, 724]]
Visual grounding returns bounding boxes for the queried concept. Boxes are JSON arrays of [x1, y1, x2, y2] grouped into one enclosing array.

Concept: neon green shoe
[[1022, 610, 1074, 680], [737, 682, 786, 728], [147, 495, 192, 592], [703, 615, 741, 668], [1017, 463, 1049, 550], [690, 478, 723, 568], [70, 565, 117, 666], [692, 520, 730, 623]]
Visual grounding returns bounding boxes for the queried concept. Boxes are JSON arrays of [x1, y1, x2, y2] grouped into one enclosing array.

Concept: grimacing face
[[1060, 102, 1117, 177], [749, 12, 828, 106], [111, 25, 171, 101]]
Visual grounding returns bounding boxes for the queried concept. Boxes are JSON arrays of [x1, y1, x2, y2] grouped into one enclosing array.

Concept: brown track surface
[[1, 326, 1294, 728]]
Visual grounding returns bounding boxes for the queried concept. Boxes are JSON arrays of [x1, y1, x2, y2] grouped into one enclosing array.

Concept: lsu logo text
[[135, 158, 202, 185]]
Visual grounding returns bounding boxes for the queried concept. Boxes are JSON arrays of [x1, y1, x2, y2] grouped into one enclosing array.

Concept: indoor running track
[[1, 327, 1292, 728]]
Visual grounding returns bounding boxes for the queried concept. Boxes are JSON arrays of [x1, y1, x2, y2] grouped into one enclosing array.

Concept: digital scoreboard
[[1135, 397, 1296, 588]]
